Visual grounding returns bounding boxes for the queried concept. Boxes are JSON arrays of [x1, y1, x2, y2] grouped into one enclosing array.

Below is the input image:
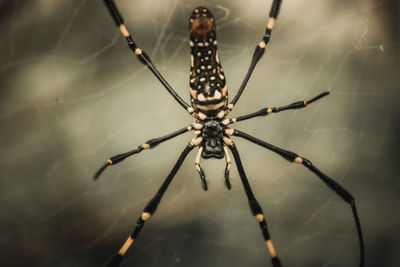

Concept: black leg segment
[[103, 0, 124, 26], [229, 143, 282, 267]]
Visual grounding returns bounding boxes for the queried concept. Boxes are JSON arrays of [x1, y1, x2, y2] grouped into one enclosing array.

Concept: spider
[[95, 1, 364, 267]]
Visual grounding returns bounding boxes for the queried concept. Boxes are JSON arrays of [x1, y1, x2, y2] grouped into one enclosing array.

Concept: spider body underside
[[95, 1, 365, 267]]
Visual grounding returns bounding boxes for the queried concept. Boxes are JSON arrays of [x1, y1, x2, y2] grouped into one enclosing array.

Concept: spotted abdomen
[[189, 7, 228, 117]]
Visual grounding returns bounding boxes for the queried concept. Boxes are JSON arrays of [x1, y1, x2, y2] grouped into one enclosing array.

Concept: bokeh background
[[0, 0, 399, 266]]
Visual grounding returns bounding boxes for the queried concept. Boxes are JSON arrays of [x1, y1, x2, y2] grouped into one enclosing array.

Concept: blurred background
[[0, 0, 399, 266]]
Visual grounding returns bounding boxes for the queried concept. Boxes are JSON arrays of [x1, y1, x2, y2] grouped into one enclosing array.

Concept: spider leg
[[102, 0, 191, 112], [232, 129, 365, 267], [195, 146, 208, 191], [228, 142, 282, 267], [229, 91, 330, 124], [107, 144, 194, 267], [229, 0, 282, 109], [94, 125, 192, 180]]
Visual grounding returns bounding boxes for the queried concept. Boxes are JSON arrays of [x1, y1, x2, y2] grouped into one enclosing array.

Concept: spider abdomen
[[189, 7, 228, 117]]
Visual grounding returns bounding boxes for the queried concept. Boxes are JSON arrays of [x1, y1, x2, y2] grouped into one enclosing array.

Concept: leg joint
[[294, 156, 303, 164], [141, 212, 151, 221], [255, 213, 264, 222], [249, 200, 263, 216]]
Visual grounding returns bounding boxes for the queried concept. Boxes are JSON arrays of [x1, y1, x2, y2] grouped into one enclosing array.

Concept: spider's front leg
[[226, 140, 282, 267], [107, 143, 194, 267], [232, 129, 365, 267]]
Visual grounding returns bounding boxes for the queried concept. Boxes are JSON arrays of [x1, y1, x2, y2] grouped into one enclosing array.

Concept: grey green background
[[0, 0, 399, 266]]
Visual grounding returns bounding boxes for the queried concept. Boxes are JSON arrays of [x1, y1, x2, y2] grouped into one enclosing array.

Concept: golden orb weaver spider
[[95, 1, 365, 266]]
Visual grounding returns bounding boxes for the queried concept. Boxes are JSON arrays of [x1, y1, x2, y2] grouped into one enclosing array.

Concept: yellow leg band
[[266, 239, 277, 258], [119, 237, 134, 255]]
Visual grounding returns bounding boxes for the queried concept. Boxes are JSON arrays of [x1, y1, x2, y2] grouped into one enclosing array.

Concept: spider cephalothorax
[[200, 119, 225, 159], [97, 1, 364, 267]]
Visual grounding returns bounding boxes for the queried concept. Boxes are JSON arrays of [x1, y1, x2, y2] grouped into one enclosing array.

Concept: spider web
[[0, 0, 399, 266]]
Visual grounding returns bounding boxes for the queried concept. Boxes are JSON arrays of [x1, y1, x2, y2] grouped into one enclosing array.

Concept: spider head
[[189, 7, 215, 39], [201, 120, 224, 159]]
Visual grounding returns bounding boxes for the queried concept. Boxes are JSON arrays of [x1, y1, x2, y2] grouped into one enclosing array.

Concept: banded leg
[[107, 144, 194, 267], [224, 146, 232, 190], [94, 125, 192, 180], [102, 0, 190, 111], [228, 143, 282, 267], [230, 91, 329, 124], [233, 129, 365, 267], [195, 146, 208, 191], [229, 0, 283, 109]]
